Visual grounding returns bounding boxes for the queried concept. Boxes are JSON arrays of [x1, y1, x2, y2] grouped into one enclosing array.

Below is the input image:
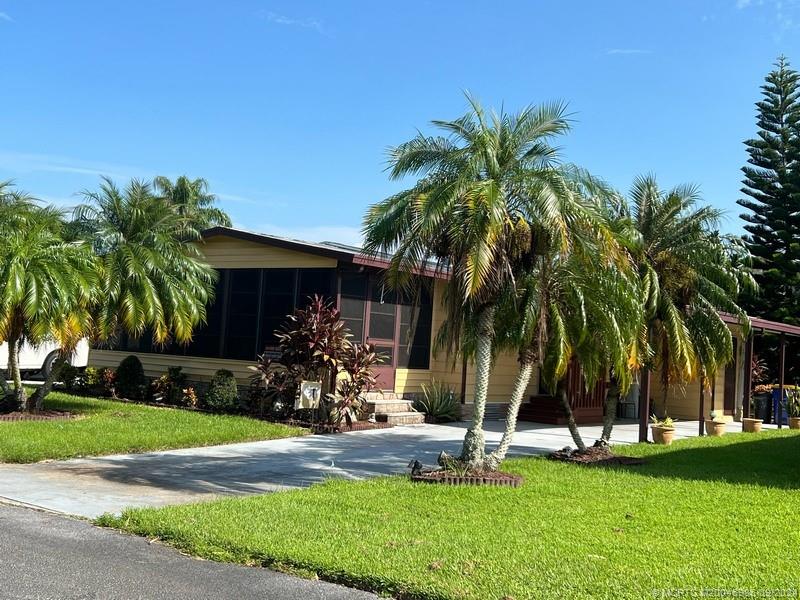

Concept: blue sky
[[1, 1, 798, 245]]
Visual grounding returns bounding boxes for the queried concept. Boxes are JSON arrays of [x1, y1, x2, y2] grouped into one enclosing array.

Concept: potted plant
[[705, 410, 727, 437], [650, 415, 676, 445], [788, 390, 800, 430]]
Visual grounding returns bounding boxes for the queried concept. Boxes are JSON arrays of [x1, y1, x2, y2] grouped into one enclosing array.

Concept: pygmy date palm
[[0, 189, 97, 410], [153, 175, 231, 231], [363, 95, 597, 467], [625, 175, 753, 415], [73, 177, 217, 347]]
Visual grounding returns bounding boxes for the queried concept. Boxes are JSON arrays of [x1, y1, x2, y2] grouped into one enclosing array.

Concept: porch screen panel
[[223, 269, 261, 360], [397, 285, 432, 369], [257, 269, 296, 354], [340, 271, 368, 343]]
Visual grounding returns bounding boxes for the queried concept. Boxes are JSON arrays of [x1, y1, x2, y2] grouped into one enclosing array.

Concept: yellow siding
[[198, 236, 337, 269], [394, 279, 539, 403], [89, 349, 254, 382]]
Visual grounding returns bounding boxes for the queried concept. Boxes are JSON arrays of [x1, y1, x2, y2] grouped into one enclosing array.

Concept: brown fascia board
[[720, 311, 800, 337], [201, 226, 449, 280]]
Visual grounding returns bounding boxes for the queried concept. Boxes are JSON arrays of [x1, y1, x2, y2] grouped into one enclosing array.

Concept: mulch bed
[[411, 470, 523, 487], [548, 446, 646, 466], [0, 410, 77, 422]]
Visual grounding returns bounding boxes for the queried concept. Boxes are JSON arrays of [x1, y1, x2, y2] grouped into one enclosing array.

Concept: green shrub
[[115, 355, 146, 401], [204, 369, 240, 413], [413, 380, 460, 423], [58, 363, 80, 392]]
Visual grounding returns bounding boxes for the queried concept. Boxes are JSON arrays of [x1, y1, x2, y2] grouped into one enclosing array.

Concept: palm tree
[[625, 175, 753, 418], [363, 95, 595, 467], [153, 175, 231, 231], [73, 177, 217, 347], [0, 193, 97, 411], [485, 223, 641, 463]]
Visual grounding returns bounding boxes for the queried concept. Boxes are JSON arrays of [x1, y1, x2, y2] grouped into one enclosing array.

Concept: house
[[89, 226, 541, 417], [89, 226, 800, 431]]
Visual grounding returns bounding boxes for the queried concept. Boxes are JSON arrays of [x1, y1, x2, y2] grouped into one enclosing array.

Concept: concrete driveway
[[0, 419, 719, 518]]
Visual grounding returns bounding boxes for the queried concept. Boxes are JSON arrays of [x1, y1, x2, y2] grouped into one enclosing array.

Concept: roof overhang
[[720, 312, 800, 337], [201, 226, 448, 280]]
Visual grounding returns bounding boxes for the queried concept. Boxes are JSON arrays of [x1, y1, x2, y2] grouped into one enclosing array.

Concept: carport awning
[[720, 312, 800, 337]]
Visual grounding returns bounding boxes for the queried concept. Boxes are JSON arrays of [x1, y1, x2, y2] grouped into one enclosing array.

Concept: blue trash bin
[[771, 388, 789, 425]]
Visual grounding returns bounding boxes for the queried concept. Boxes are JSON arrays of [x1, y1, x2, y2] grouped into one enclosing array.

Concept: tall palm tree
[[73, 177, 217, 347], [153, 175, 231, 231], [0, 194, 97, 411], [363, 95, 596, 467], [625, 175, 753, 417]]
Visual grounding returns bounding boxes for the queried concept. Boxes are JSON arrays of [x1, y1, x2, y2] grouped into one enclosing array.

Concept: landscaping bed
[[0, 410, 77, 422], [0, 391, 307, 463], [99, 430, 800, 599], [548, 445, 646, 466]]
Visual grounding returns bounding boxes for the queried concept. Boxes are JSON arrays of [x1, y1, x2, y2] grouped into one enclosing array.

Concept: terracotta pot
[[790, 417, 800, 430], [705, 420, 726, 437], [742, 417, 763, 433], [651, 426, 675, 445]]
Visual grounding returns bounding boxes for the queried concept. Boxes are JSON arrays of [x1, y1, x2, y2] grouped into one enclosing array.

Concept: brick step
[[375, 411, 425, 425], [365, 399, 414, 414], [364, 391, 403, 402]]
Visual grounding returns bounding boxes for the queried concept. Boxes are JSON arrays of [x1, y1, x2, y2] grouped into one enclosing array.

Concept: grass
[[0, 391, 306, 463], [98, 430, 800, 600]]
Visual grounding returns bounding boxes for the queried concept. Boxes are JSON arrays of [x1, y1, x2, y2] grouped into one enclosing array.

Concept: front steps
[[364, 392, 425, 425]]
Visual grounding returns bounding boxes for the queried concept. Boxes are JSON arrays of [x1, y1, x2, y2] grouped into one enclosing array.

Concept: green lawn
[[0, 391, 306, 463], [99, 430, 800, 600]]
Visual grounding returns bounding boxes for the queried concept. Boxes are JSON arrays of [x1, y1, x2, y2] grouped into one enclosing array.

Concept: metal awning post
[[638, 368, 651, 443], [698, 374, 706, 436], [742, 334, 754, 419], [778, 334, 786, 429]]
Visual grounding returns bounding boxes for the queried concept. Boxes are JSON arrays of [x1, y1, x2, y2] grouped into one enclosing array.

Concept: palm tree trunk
[[28, 357, 64, 412], [557, 378, 586, 451], [459, 304, 496, 467], [484, 351, 534, 471], [597, 376, 620, 445], [6, 334, 26, 409]]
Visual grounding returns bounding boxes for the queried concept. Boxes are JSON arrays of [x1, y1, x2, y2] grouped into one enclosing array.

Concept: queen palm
[[153, 175, 231, 231], [0, 196, 97, 411], [625, 175, 753, 416], [363, 96, 597, 467], [73, 177, 217, 347]]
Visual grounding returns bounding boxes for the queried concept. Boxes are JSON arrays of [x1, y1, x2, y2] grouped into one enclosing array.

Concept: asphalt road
[[0, 504, 376, 600]]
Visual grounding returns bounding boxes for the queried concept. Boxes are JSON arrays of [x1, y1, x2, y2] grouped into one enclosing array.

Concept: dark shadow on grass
[[614, 432, 800, 489]]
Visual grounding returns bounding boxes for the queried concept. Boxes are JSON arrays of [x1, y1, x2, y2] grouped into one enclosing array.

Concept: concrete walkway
[[0, 418, 760, 518]]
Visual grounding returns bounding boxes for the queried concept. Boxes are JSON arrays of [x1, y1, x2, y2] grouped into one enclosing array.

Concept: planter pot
[[790, 417, 800, 430], [742, 417, 763, 433], [705, 420, 726, 437], [651, 426, 675, 446]]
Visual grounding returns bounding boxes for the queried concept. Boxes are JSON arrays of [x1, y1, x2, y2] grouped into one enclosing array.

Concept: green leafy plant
[[649, 414, 675, 429], [150, 366, 187, 405], [709, 410, 725, 423], [58, 363, 80, 392], [250, 295, 384, 429], [115, 356, 146, 400], [787, 390, 800, 418], [335, 343, 383, 426], [204, 369, 240, 413], [413, 380, 459, 423]]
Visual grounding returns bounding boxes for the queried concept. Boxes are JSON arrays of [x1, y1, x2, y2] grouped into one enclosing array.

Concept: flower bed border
[[410, 471, 523, 487], [0, 410, 76, 422]]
